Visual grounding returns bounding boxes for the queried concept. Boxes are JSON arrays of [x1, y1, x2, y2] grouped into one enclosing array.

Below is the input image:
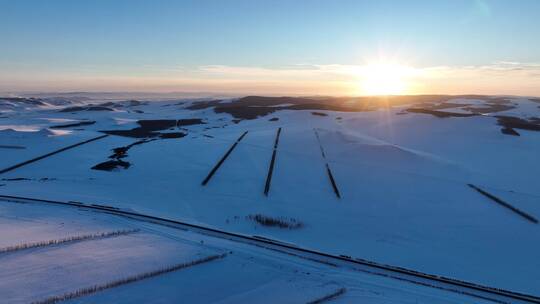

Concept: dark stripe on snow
[[201, 131, 248, 186], [314, 129, 341, 199], [468, 184, 538, 224], [0, 134, 109, 175], [306, 287, 347, 304], [264, 128, 281, 196]]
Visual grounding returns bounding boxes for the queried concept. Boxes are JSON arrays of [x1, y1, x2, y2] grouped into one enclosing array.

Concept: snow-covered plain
[[1, 94, 539, 300], [0, 200, 496, 303]]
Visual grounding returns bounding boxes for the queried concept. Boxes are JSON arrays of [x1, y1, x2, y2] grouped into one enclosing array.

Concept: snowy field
[[0, 200, 495, 303], [1, 94, 539, 300]]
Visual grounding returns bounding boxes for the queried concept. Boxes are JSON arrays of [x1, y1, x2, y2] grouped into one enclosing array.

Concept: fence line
[[31, 253, 227, 304], [0, 229, 140, 254]]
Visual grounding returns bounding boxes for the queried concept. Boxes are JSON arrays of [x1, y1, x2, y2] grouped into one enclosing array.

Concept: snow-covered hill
[[1, 94, 539, 299]]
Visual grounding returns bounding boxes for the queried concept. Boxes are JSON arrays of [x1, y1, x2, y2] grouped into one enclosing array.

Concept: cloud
[[1, 61, 539, 96], [190, 62, 540, 95], [196, 64, 355, 81]]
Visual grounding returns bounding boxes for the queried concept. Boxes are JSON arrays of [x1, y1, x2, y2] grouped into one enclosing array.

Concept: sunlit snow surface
[[1, 95, 539, 300]]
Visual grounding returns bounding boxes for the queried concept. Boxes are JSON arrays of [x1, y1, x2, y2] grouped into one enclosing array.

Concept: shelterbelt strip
[[0, 194, 539, 304], [0, 134, 109, 175]]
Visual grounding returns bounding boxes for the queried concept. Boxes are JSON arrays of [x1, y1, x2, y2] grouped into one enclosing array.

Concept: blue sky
[[1, 0, 539, 95]]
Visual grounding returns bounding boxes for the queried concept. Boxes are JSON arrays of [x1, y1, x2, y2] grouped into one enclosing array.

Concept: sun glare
[[359, 63, 413, 96]]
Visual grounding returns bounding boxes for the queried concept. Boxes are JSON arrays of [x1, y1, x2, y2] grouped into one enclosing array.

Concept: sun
[[359, 63, 412, 96]]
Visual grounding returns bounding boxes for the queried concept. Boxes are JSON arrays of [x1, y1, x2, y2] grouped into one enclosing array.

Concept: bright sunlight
[[359, 63, 415, 96]]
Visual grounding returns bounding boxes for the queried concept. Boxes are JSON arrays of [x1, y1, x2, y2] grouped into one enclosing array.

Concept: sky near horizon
[[1, 0, 540, 96]]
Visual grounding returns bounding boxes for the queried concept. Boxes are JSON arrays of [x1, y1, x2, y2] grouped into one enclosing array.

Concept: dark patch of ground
[[0, 97, 46, 106], [59, 106, 85, 112], [269, 117, 279, 121], [92, 124, 190, 170], [463, 103, 515, 114], [214, 105, 280, 120], [427, 102, 471, 110], [98, 100, 145, 108], [415, 97, 515, 114], [495, 116, 540, 135], [159, 132, 187, 139], [59, 106, 114, 113], [186, 95, 499, 120], [111, 140, 150, 158], [404, 100, 539, 135], [177, 119, 205, 127], [406, 108, 478, 118], [139, 120, 177, 130], [92, 139, 155, 171], [91, 160, 130, 171], [126, 100, 145, 106], [186, 100, 223, 110], [247, 214, 304, 229], [311, 112, 328, 116], [102, 119, 203, 138], [50, 120, 96, 129], [86, 106, 113, 112], [98, 102, 116, 107], [530, 117, 540, 124], [501, 128, 520, 136]]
